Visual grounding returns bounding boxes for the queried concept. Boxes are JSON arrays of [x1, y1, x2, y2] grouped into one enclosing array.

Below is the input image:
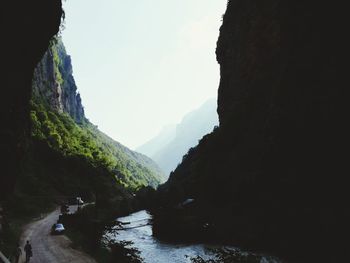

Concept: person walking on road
[[24, 240, 32, 262]]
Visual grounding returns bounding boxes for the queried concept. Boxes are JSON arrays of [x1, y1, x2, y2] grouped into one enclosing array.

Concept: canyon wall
[[0, 1, 63, 200], [158, 1, 347, 260], [29, 39, 165, 190], [32, 40, 85, 123]]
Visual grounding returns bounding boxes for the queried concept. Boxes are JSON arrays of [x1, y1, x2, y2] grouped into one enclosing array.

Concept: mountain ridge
[[136, 125, 176, 158], [31, 38, 165, 189], [137, 98, 219, 176]]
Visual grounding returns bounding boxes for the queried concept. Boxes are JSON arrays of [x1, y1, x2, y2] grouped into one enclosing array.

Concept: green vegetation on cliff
[[0, 38, 166, 261], [30, 100, 164, 189], [1, 38, 164, 256], [30, 38, 164, 190]]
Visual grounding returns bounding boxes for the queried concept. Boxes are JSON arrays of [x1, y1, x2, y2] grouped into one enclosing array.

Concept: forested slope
[[8, 38, 164, 222]]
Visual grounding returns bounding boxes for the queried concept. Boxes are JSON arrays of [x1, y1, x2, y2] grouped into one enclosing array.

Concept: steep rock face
[[30, 40, 165, 188], [33, 40, 85, 123], [0, 1, 63, 200], [158, 1, 347, 260], [214, 1, 347, 212]]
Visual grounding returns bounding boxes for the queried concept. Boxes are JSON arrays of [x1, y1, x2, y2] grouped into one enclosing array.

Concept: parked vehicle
[[68, 197, 84, 206], [76, 197, 84, 205], [51, 223, 65, 235]]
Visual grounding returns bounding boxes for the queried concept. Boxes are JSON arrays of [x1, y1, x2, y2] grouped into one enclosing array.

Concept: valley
[[1, 1, 347, 263]]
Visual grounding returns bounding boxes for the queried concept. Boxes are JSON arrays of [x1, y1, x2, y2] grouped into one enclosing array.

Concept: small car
[[68, 197, 84, 206], [51, 223, 65, 235], [76, 197, 84, 205]]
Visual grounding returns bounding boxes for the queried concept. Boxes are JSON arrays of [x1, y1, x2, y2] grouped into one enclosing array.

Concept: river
[[106, 210, 282, 263]]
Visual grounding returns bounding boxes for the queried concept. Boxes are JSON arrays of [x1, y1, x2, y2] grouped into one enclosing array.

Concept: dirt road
[[19, 206, 96, 263]]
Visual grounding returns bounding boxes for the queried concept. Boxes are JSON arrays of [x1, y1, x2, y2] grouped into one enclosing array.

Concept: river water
[[107, 210, 281, 263]]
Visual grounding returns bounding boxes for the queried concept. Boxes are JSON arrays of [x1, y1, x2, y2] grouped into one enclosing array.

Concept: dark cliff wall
[[214, 1, 347, 212], [0, 1, 63, 200], [32, 40, 85, 123], [159, 1, 348, 260]]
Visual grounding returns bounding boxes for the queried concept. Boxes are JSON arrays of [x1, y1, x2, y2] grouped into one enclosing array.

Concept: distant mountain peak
[[137, 98, 219, 177]]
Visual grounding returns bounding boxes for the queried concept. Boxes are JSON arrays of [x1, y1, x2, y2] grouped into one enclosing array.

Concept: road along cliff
[[19, 206, 96, 263]]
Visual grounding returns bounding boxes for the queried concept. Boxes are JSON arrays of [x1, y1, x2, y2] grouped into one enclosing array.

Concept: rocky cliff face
[[33, 40, 85, 123], [30, 39, 165, 189], [0, 1, 63, 200], [157, 1, 348, 260]]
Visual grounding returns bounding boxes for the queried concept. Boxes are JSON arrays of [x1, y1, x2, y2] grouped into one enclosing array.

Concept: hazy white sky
[[62, 0, 227, 149]]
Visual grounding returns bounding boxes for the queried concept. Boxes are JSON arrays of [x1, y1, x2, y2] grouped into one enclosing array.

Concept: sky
[[62, 0, 227, 149]]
